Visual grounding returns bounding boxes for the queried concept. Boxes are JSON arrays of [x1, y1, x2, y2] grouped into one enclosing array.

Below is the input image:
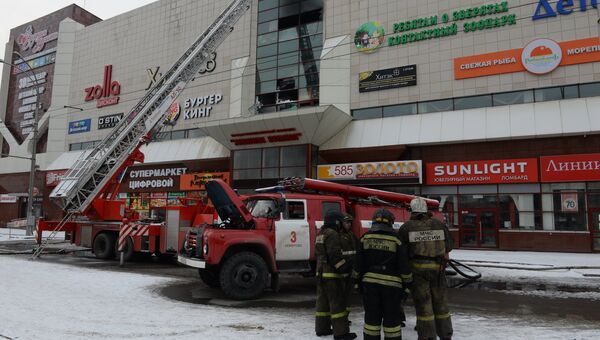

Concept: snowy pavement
[[1, 255, 599, 340], [0, 227, 65, 242]]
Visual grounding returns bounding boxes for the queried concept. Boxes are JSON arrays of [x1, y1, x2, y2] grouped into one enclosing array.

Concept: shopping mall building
[[1, 0, 600, 252]]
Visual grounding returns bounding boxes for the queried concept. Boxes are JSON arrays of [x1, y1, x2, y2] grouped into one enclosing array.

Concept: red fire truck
[[33, 0, 251, 260], [178, 177, 443, 300]]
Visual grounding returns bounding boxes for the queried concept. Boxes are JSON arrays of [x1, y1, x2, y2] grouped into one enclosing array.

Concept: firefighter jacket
[[339, 229, 359, 279], [398, 214, 453, 271], [316, 226, 351, 279], [357, 227, 412, 289]]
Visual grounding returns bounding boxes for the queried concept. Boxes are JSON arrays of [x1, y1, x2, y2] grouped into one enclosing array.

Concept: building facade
[[1, 0, 599, 252]]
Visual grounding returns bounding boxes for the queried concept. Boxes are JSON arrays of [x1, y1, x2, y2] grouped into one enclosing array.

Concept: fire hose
[[446, 259, 482, 281]]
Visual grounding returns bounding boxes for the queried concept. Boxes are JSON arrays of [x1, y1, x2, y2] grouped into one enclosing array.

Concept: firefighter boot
[[334, 332, 357, 340], [316, 329, 333, 337]]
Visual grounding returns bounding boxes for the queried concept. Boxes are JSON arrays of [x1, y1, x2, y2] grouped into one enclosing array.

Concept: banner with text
[[426, 158, 538, 185], [180, 172, 230, 191], [540, 153, 600, 182], [318, 160, 422, 184]]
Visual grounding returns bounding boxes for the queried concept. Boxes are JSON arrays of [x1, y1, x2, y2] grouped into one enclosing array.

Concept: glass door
[[589, 209, 600, 252], [460, 209, 498, 248]]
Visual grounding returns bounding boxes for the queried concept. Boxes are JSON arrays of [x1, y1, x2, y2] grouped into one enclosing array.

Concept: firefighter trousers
[[411, 270, 453, 340], [342, 277, 353, 318], [362, 282, 404, 340], [315, 276, 350, 336]]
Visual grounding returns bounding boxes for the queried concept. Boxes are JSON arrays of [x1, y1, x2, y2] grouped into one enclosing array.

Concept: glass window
[[246, 199, 278, 218], [299, 61, 319, 75], [301, 47, 321, 61], [171, 130, 185, 140], [262, 168, 279, 178], [257, 56, 277, 70], [301, 73, 319, 87], [383, 103, 417, 117], [278, 64, 298, 78], [262, 147, 279, 168], [280, 0, 299, 5], [454, 94, 492, 110], [278, 27, 299, 42], [257, 44, 278, 58], [551, 190, 586, 231], [258, 8, 279, 23], [233, 169, 262, 180], [279, 3, 300, 17], [299, 87, 318, 101], [69, 143, 82, 151], [278, 39, 298, 54], [300, 8, 322, 23], [299, 21, 322, 36], [233, 149, 261, 169], [258, 0, 278, 12], [258, 32, 278, 46], [257, 80, 277, 94], [579, 82, 600, 98], [281, 145, 306, 167], [493, 90, 534, 106], [534, 87, 562, 102], [278, 51, 299, 66], [459, 194, 497, 209], [258, 20, 278, 34], [322, 201, 341, 217], [352, 107, 382, 120], [286, 201, 305, 219], [187, 129, 206, 138], [257, 68, 277, 82], [301, 1, 323, 14], [563, 85, 578, 99], [81, 141, 95, 150], [418, 99, 453, 113], [277, 77, 297, 91], [277, 89, 298, 103], [280, 166, 306, 177]]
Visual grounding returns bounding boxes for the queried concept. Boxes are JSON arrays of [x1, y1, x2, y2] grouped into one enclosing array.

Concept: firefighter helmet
[[410, 197, 428, 213], [324, 210, 344, 228], [371, 208, 395, 227], [342, 213, 354, 222]]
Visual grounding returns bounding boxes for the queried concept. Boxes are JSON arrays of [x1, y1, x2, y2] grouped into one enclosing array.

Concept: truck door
[[275, 199, 310, 261], [166, 209, 180, 252]]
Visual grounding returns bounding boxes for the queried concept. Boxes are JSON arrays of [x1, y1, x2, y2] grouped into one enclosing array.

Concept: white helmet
[[410, 197, 428, 213]]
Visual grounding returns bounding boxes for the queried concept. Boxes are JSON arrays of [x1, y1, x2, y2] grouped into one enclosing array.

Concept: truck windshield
[[246, 199, 278, 218]]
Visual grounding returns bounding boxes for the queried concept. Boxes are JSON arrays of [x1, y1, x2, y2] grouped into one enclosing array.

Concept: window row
[[352, 82, 600, 120], [257, 73, 319, 94], [233, 145, 308, 180], [257, 34, 323, 58], [69, 140, 101, 151], [258, 22, 322, 46], [257, 86, 319, 106], [258, 1, 323, 23], [153, 128, 206, 141]]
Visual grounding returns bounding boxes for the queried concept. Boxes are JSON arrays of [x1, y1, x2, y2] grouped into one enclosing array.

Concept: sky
[[0, 0, 157, 77]]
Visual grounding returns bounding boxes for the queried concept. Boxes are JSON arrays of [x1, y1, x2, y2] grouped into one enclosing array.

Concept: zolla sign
[[355, 1, 516, 51]]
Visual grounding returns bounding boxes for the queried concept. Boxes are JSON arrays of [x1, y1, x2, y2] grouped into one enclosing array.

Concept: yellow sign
[[318, 160, 422, 183]]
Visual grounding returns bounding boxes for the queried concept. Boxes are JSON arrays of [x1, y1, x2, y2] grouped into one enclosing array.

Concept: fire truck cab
[[178, 178, 442, 300]]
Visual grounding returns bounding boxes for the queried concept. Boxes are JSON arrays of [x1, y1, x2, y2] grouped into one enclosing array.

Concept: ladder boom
[[50, 0, 251, 214], [277, 177, 440, 208]]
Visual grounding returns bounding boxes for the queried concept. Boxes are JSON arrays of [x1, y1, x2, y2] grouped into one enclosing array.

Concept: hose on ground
[[447, 259, 482, 280]]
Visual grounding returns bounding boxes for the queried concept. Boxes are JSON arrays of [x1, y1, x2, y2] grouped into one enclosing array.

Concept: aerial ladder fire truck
[[178, 177, 444, 300], [33, 0, 252, 260]]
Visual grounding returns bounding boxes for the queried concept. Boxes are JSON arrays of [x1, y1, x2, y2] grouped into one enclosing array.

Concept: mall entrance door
[[589, 209, 600, 252], [460, 209, 498, 248]]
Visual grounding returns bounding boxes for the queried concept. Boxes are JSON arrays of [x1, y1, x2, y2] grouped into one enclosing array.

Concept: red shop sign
[[426, 158, 538, 185], [540, 153, 600, 183]]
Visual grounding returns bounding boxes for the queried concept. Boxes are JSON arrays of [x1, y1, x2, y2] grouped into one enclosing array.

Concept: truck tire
[[219, 252, 268, 300], [93, 233, 116, 259], [115, 237, 135, 262], [199, 268, 220, 288]]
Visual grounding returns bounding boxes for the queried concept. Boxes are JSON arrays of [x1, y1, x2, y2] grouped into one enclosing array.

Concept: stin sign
[[532, 0, 597, 20]]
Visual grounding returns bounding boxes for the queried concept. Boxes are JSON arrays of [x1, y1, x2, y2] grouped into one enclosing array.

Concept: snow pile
[[1, 256, 599, 339], [0, 227, 65, 242]]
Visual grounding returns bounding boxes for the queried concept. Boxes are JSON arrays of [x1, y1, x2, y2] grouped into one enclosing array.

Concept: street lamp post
[[0, 53, 41, 236]]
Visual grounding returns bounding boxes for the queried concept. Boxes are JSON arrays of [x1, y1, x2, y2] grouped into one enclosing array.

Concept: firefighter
[[315, 210, 357, 340], [339, 213, 359, 320], [357, 208, 412, 340], [398, 198, 454, 340]]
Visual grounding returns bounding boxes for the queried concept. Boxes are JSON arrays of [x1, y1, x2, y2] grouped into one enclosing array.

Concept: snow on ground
[[1, 256, 599, 340], [0, 227, 65, 242]]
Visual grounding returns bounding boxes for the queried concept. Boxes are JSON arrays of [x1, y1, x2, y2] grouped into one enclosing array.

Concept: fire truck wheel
[[115, 237, 135, 262], [220, 252, 268, 300], [198, 268, 220, 288], [93, 233, 116, 259]]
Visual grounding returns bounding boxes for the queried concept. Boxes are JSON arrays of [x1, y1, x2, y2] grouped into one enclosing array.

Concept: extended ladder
[[50, 0, 251, 214]]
